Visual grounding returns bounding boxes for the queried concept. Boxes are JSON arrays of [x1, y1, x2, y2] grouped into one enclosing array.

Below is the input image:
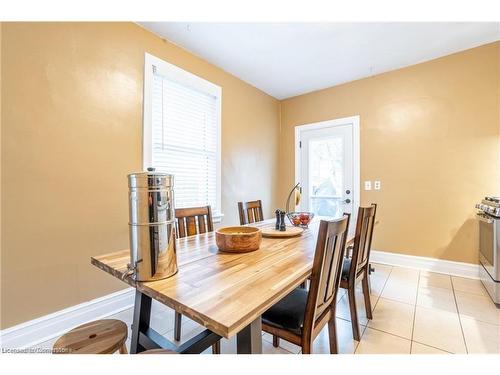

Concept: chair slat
[[177, 218, 186, 238], [247, 208, 255, 223], [198, 215, 206, 234], [186, 216, 197, 237]]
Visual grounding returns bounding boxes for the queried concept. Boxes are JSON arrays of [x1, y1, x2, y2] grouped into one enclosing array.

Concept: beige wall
[[279, 42, 500, 265], [2, 22, 498, 330], [1, 22, 280, 329]]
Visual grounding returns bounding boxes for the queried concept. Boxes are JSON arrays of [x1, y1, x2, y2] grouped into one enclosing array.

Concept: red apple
[[299, 213, 310, 225]]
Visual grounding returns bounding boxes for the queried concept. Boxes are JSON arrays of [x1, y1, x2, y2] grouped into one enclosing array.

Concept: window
[[143, 53, 222, 220]]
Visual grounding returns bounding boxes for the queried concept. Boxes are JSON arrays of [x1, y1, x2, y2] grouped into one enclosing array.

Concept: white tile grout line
[[451, 276, 469, 354], [411, 339, 454, 354], [356, 323, 455, 354], [363, 326, 409, 342], [409, 270, 421, 354]]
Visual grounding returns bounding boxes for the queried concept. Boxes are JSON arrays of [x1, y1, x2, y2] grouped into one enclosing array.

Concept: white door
[[297, 117, 359, 232]]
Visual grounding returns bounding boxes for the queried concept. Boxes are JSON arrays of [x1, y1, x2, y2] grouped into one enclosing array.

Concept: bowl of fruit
[[287, 212, 314, 228]]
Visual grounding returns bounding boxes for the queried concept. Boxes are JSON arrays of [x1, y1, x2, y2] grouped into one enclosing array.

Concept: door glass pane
[[309, 137, 343, 217]]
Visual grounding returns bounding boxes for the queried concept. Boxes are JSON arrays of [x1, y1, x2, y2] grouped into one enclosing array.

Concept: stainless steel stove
[[476, 196, 500, 305]]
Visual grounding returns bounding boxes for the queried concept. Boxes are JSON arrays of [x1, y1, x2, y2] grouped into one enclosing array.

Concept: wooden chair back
[[175, 206, 214, 238], [237, 200, 264, 225], [304, 215, 350, 332], [349, 204, 377, 278]]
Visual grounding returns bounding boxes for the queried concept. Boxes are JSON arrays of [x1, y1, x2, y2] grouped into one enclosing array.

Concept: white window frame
[[142, 52, 223, 222]]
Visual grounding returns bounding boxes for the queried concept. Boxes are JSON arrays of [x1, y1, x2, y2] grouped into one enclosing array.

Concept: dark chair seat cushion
[[341, 258, 351, 281], [262, 287, 308, 333]]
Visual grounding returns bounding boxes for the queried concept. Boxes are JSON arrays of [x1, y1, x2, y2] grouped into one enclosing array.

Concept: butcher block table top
[[91, 217, 349, 339]]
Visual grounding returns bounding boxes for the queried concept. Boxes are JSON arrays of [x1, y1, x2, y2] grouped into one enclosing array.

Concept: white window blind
[[144, 53, 222, 217]]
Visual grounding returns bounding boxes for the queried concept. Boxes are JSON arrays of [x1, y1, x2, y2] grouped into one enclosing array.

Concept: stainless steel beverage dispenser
[[126, 167, 177, 281]]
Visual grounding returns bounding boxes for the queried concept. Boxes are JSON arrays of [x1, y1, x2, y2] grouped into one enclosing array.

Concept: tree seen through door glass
[[309, 137, 343, 217]]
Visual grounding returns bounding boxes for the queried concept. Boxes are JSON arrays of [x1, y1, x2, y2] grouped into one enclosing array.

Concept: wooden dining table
[[91, 217, 351, 354]]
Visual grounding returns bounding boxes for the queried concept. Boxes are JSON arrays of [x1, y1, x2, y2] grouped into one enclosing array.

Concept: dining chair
[[175, 205, 214, 238], [340, 204, 377, 341], [262, 214, 350, 354], [238, 200, 264, 225], [173, 205, 220, 354]]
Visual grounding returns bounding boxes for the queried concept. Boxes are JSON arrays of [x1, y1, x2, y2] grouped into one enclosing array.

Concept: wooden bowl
[[215, 226, 262, 253]]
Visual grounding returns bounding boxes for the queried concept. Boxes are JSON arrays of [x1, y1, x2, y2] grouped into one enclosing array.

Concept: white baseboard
[[0, 250, 479, 350], [0, 287, 135, 349], [371, 250, 480, 280]]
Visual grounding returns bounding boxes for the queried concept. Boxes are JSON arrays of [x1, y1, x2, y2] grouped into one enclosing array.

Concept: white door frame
[[294, 115, 360, 220]]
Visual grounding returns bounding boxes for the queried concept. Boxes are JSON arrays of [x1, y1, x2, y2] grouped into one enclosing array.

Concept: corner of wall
[[276, 100, 284, 208]]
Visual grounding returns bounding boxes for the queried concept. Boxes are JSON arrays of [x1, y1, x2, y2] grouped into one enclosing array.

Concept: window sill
[[213, 213, 224, 224]]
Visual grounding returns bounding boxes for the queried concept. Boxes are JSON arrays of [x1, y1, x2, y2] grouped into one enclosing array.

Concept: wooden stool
[[53, 319, 128, 354]]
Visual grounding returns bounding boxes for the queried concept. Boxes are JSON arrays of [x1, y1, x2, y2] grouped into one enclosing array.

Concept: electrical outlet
[[374, 181, 381, 190], [364, 181, 372, 191]]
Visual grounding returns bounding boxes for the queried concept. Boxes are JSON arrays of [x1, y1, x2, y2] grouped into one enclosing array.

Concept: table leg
[[130, 290, 152, 354], [236, 317, 262, 354]]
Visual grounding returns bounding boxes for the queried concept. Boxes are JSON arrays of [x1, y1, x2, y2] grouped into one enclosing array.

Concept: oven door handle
[[477, 214, 494, 224]]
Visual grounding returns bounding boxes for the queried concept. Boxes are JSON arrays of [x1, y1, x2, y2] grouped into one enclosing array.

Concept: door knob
[[344, 198, 351, 204]]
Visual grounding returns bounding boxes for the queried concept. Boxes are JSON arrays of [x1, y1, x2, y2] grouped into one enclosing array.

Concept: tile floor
[[33, 263, 500, 354]]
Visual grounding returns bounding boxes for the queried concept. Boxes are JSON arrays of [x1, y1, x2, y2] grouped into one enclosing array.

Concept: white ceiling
[[138, 22, 500, 99]]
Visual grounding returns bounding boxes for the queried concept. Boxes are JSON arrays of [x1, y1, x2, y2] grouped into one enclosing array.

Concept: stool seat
[[53, 319, 128, 354]]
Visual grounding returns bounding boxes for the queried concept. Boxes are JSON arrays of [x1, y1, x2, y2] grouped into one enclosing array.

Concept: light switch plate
[[364, 181, 372, 191], [374, 181, 381, 190]]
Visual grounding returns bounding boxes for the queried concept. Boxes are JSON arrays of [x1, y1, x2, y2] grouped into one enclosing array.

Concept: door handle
[[344, 198, 351, 204]]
